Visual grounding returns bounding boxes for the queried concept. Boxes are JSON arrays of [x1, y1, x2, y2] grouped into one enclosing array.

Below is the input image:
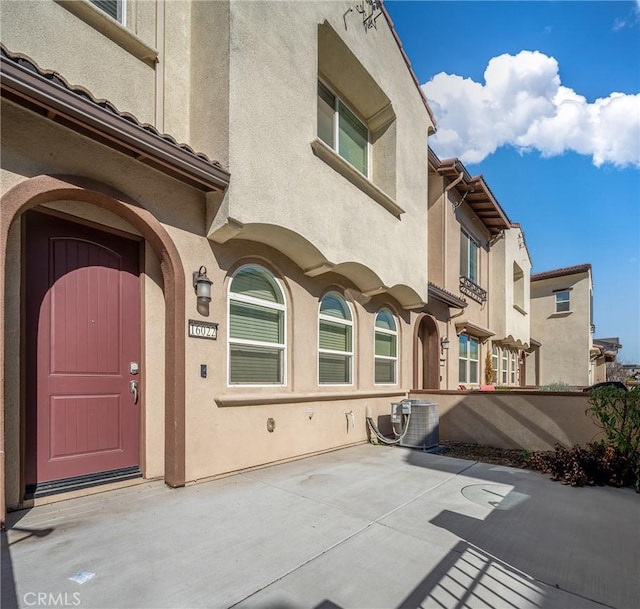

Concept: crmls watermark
[[23, 592, 81, 607]]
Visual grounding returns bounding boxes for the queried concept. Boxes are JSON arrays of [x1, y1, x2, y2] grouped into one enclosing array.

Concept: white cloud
[[422, 50, 640, 168]]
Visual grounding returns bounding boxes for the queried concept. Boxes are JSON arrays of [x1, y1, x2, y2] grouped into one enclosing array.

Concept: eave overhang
[[493, 335, 530, 350], [428, 282, 467, 309], [531, 264, 592, 282], [431, 151, 511, 237], [455, 320, 495, 342], [0, 45, 230, 192]]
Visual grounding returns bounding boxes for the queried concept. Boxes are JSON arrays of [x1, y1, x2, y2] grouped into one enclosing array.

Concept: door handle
[[129, 380, 139, 405]]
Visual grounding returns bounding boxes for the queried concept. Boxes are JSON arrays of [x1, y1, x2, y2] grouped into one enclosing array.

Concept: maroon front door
[[25, 211, 141, 493]]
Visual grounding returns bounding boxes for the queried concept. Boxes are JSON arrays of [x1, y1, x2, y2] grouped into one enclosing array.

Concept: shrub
[[529, 386, 640, 491], [527, 442, 633, 488], [484, 353, 495, 385], [538, 381, 572, 392]]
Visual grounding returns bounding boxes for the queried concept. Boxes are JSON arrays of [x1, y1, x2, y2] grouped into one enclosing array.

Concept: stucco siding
[[1, 0, 157, 125], [215, 1, 429, 301], [530, 272, 593, 386]]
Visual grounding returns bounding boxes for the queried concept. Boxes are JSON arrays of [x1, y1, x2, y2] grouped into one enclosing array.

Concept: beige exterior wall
[[489, 227, 531, 346], [530, 270, 594, 387], [0, 0, 158, 125], [1, 103, 414, 506], [410, 391, 603, 451], [208, 1, 432, 304], [425, 171, 493, 390], [1, 0, 433, 510]]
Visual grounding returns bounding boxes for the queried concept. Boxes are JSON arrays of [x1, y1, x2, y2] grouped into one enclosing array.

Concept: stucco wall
[[490, 227, 531, 345], [2, 97, 417, 504], [0, 0, 157, 125], [410, 391, 603, 451], [530, 272, 593, 386], [425, 174, 494, 390], [212, 0, 431, 302]]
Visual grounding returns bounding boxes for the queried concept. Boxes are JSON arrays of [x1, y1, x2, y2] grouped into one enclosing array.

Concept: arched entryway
[[1, 174, 186, 525], [414, 314, 440, 390]]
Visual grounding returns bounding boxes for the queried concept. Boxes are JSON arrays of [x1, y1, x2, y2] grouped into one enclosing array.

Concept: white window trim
[[318, 293, 354, 386], [318, 78, 371, 179], [491, 345, 499, 384], [56, 0, 157, 64], [555, 290, 571, 313], [461, 229, 480, 284], [459, 334, 480, 385], [374, 310, 398, 386], [501, 348, 508, 384], [227, 266, 287, 388]]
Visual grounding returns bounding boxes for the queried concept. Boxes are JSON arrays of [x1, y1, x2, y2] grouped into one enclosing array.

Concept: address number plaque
[[188, 319, 218, 340]]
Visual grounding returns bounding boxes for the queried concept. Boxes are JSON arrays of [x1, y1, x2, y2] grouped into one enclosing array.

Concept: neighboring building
[[421, 151, 530, 390], [529, 264, 595, 387], [489, 223, 532, 387], [622, 364, 640, 381], [0, 0, 435, 522], [592, 337, 622, 382]]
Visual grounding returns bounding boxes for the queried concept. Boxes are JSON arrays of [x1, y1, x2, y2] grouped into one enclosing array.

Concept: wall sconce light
[[441, 337, 450, 352], [193, 266, 213, 304]]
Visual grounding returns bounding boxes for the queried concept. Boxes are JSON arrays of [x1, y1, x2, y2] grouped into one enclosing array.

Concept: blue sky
[[386, 0, 640, 363]]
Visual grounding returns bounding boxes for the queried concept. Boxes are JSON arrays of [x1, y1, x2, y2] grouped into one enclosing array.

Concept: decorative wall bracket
[[344, 0, 383, 31]]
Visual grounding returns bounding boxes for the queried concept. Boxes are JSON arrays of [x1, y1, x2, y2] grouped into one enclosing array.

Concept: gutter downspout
[[442, 171, 463, 295], [442, 171, 464, 389], [446, 307, 466, 389]]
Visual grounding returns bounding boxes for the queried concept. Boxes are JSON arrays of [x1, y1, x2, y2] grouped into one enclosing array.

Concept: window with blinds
[[317, 81, 369, 176], [318, 292, 353, 384], [90, 0, 124, 23], [374, 309, 397, 384], [228, 266, 285, 385]]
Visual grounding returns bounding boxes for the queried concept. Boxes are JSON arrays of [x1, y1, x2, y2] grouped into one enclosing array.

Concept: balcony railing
[[459, 276, 487, 303]]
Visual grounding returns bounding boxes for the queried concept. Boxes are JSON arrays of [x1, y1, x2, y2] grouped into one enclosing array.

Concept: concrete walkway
[[2, 444, 638, 609]]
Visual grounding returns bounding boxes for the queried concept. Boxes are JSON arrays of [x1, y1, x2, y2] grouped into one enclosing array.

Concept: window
[[492, 344, 499, 384], [510, 351, 517, 384], [374, 309, 397, 384], [318, 292, 353, 384], [90, 0, 125, 23], [228, 266, 286, 385], [458, 334, 479, 384], [318, 81, 369, 176], [555, 290, 570, 313], [502, 348, 508, 384], [460, 231, 479, 284]]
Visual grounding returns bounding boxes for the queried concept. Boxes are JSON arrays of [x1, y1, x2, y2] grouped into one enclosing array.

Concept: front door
[[25, 211, 141, 495], [417, 315, 440, 389]]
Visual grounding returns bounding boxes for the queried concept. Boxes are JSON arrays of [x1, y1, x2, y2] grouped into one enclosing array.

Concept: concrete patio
[[2, 444, 638, 609]]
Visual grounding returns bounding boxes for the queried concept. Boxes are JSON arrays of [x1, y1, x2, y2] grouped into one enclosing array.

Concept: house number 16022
[[188, 319, 218, 340]]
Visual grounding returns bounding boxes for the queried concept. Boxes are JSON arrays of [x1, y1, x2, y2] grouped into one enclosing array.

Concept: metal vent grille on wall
[[400, 400, 439, 450]]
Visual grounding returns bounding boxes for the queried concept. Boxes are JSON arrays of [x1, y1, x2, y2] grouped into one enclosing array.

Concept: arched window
[[374, 308, 398, 384], [228, 266, 286, 385], [318, 292, 353, 384]]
